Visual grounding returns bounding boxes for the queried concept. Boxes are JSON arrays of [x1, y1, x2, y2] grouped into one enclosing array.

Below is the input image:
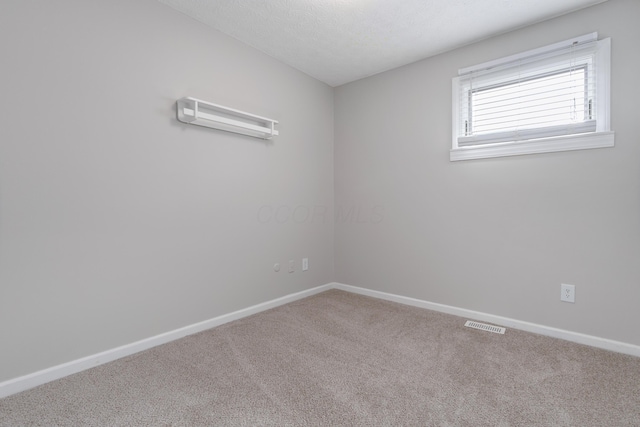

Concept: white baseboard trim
[[332, 283, 640, 358], [3, 282, 638, 399], [0, 284, 332, 399]]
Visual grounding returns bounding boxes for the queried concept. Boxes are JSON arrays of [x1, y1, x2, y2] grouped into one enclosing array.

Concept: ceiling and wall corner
[[157, 0, 609, 87]]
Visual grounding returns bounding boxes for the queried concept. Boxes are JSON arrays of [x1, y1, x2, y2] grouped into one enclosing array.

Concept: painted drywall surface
[[335, 0, 640, 346], [0, 0, 334, 382]]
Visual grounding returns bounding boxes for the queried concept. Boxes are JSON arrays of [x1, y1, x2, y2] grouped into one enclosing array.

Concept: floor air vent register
[[464, 320, 506, 334]]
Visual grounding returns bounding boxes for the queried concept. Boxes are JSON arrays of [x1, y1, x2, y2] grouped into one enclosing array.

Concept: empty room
[[1, 0, 639, 425]]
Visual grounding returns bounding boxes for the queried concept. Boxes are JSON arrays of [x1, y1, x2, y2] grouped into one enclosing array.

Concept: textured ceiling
[[158, 0, 607, 87]]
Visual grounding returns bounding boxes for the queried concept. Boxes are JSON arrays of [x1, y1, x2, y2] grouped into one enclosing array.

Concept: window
[[451, 33, 613, 161]]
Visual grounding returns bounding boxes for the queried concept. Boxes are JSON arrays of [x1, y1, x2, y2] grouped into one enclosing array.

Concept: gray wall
[[2, 0, 639, 386], [335, 0, 640, 346], [0, 0, 334, 382]]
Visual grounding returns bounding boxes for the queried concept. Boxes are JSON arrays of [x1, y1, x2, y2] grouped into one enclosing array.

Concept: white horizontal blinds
[[457, 36, 599, 147]]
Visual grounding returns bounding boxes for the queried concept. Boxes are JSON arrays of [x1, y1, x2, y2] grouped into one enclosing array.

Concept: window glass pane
[[470, 68, 588, 135]]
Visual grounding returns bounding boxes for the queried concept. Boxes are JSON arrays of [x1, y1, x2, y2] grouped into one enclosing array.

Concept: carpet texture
[[1, 289, 639, 426]]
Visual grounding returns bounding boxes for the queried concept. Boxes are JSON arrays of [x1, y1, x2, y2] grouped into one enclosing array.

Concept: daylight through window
[[451, 33, 613, 161]]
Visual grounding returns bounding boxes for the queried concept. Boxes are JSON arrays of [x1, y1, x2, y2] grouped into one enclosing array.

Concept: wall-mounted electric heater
[[177, 97, 279, 140]]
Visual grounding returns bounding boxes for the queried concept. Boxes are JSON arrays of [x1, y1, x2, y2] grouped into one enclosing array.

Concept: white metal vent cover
[[464, 320, 506, 334]]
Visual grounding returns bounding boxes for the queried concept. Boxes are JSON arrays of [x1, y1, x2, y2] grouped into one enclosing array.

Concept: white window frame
[[451, 33, 614, 161]]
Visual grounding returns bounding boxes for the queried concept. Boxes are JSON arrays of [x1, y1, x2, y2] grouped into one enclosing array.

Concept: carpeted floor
[[1, 289, 639, 426]]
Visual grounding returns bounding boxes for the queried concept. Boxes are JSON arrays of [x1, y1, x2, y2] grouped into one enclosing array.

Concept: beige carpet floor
[[1, 289, 639, 426]]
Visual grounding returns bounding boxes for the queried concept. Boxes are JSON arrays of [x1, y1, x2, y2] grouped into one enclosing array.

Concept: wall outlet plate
[[302, 258, 308, 271], [561, 283, 575, 303]]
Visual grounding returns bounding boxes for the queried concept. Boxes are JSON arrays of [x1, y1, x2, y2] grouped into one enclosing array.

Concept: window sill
[[450, 131, 615, 161]]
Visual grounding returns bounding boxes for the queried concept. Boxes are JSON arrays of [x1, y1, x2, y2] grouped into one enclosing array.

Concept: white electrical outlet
[[288, 260, 295, 273], [561, 283, 575, 303], [302, 258, 309, 271]]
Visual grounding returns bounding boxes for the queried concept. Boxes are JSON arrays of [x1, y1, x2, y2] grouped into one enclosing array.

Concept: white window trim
[[450, 35, 613, 161]]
